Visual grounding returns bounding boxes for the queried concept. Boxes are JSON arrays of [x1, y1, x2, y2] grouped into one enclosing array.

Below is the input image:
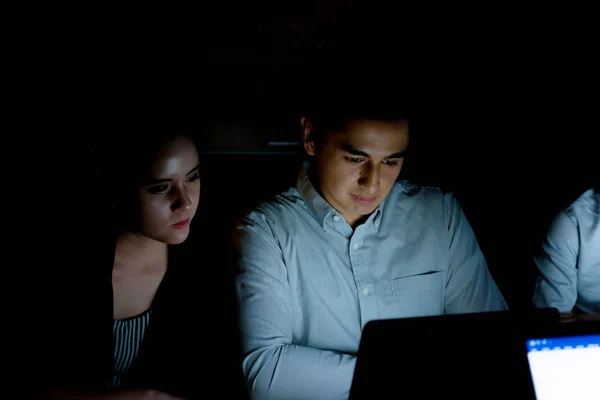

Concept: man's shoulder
[[565, 189, 599, 216], [390, 180, 452, 204], [242, 186, 307, 224], [559, 189, 600, 234]]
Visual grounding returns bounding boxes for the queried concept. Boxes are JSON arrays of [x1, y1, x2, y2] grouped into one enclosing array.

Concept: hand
[[559, 313, 600, 323], [138, 389, 187, 400], [42, 388, 187, 400], [93, 388, 187, 400]]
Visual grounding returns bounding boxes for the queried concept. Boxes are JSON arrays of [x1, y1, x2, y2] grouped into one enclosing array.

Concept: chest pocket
[[390, 271, 444, 318]]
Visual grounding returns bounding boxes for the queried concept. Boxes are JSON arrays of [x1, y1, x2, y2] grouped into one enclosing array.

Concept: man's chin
[[358, 201, 381, 213]]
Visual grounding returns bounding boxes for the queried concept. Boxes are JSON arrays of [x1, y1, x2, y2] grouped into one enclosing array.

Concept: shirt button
[[362, 287, 369, 295], [353, 243, 360, 250], [333, 215, 340, 222]]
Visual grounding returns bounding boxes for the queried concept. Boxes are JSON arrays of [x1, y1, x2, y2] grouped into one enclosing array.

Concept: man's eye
[[347, 157, 364, 164]]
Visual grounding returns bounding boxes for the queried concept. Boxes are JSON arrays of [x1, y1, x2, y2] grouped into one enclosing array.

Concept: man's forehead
[[333, 121, 408, 153], [347, 118, 408, 131]]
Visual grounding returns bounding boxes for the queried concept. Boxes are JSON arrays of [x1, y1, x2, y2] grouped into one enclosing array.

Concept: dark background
[[75, 1, 598, 336], [54, 3, 593, 320], [122, 2, 595, 310], [24, 1, 596, 396]]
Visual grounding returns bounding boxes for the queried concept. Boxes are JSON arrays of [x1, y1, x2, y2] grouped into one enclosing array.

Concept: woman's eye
[[147, 184, 168, 194], [187, 170, 200, 182]]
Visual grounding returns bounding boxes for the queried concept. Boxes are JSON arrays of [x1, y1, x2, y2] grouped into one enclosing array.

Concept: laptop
[[525, 320, 600, 400], [349, 310, 559, 400]]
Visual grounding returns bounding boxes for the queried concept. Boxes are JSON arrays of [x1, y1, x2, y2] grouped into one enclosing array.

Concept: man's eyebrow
[[145, 164, 200, 185], [341, 143, 406, 159], [340, 143, 370, 158], [387, 151, 407, 159]]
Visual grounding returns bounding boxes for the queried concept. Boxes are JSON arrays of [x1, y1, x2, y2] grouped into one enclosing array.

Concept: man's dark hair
[[301, 64, 412, 145]]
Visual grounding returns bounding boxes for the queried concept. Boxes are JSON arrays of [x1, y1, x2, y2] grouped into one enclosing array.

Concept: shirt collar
[[297, 160, 334, 226]]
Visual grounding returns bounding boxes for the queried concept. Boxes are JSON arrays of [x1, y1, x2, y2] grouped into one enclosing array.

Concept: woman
[[41, 128, 244, 399]]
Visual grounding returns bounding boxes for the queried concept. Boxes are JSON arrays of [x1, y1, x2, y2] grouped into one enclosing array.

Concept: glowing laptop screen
[[526, 334, 600, 400]]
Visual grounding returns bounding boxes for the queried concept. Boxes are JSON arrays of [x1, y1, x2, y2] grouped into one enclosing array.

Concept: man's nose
[[358, 163, 380, 194]]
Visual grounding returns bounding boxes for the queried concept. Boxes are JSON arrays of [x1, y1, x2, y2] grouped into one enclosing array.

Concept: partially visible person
[[40, 125, 243, 399], [232, 78, 508, 399], [533, 187, 600, 315]]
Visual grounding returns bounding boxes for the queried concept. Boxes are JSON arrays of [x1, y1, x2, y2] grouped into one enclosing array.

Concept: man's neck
[[308, 167, 367, 229]]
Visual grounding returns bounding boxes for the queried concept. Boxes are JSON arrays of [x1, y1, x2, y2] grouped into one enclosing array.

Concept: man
[[232, 86, 507, 399], [533, 187, 600, 315]]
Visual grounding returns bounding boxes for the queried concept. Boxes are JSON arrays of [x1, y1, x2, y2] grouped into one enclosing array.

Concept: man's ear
[[301, 116, 316, 156]]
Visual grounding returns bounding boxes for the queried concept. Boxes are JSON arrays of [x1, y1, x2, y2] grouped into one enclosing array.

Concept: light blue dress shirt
[[233, 161, 508, 400], [533, 189, 600, 314]]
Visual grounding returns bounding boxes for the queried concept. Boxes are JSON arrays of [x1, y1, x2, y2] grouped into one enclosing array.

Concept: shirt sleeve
[[532, 210, 579, 312], [233, 213, 357, 400], [442, 193, 508, 313]]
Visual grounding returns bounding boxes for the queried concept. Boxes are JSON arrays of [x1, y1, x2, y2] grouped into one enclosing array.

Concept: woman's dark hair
[[92, 119, 202, 231]]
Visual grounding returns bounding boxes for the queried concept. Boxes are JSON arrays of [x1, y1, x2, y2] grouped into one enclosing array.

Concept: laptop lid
[[349, 311, 553, 400]]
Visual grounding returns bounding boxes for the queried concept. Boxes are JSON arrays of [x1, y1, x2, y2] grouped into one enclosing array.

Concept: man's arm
[[532, 211, 579, 313], [442, 193, 508, 313], [233, 215, 356, 400]]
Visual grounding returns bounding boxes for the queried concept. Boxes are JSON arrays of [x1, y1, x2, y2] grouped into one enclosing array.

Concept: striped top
[[107, 309, 152, 389]]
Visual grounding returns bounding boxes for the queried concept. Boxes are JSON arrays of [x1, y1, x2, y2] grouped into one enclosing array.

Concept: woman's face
[[134, 135, 201, 245]]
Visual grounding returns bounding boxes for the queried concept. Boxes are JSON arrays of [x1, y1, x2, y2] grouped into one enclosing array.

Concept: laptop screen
[[526, 334, 600, 400]]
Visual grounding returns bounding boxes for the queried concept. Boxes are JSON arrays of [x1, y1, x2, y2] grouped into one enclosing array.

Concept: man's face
[[303, 118, 409, 227]]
